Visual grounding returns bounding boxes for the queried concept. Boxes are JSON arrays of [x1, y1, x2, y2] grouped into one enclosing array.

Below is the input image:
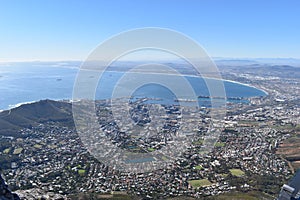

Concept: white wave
[[8, 101, 37, 110]]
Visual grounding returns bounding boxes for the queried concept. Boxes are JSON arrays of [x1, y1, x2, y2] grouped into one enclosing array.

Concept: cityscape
[[1, 61, 300, 199], [1, 0, 300, 200]]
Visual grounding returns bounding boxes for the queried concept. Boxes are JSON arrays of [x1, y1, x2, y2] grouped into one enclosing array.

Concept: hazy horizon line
[[1, 57, 300, 64]]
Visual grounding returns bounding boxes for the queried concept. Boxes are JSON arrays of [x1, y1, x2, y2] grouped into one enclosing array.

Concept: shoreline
[[220, 78, 269, 96], [100, 70, 269, 96], [1, 98, 70, 113], [0, 72, 268, 112], [8, 101, 37, 110]]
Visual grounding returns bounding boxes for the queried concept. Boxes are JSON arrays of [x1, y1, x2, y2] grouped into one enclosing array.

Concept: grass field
[[229, 169, 245, 177], [13, 147, 23, 155], [188, 179, 212, 188], [47, 144, 58, 149], [69, 191, 274, 200], [69, 192, 138, 200], [220, 173, 228, 178], [194, 165, 203, 170], [147, 147, 155, 152], [276, 132, 300, 170], [214, 142, 225, 147], [207, 191, 274, 200], [3, 148, 10, 154], [192, 139, 204, 145], [78, 169, 86, 175], [34, 144, 42, 149], [271, 124, 296, 130]]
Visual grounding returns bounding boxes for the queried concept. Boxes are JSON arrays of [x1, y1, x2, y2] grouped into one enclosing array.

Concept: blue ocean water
[[0, 63, 266, 110]]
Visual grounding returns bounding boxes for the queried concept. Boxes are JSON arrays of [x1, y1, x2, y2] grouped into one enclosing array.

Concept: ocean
[[0, 63, 267, 111]]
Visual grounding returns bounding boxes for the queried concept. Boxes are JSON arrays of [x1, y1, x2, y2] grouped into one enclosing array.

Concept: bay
[[0, 63, 266, 110]]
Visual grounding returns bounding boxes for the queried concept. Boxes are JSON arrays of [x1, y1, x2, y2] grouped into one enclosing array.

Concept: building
[[278, 169, 300, 200]]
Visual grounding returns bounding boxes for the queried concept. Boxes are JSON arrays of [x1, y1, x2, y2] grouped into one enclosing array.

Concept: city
[[0, 63, 299, 199]]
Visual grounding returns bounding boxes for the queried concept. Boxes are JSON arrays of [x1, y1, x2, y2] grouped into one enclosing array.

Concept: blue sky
[[0, 0, 299, 61]]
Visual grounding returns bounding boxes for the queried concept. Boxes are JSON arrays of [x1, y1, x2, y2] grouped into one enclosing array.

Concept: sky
[[0, 0, 300, 62]]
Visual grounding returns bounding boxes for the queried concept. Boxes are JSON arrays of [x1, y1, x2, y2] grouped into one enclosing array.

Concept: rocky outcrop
[[1, 174, 66, 200], [0, 174, 20, 200], [15, 188, 67, 200]]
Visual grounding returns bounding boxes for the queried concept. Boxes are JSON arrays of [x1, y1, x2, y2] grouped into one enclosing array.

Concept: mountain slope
[[0, 99, 74, 137]]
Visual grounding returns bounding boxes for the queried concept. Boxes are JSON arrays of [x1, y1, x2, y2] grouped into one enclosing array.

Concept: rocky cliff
[[0, 174, 20, 200]]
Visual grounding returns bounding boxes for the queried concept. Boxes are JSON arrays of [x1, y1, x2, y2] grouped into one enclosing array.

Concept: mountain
[[0, 100, 74, 137]]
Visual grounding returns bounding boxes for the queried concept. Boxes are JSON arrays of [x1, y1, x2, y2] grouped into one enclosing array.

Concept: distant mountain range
[[1, 58, 300, 68]]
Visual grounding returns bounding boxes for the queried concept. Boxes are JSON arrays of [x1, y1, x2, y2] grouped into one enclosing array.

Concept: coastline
[[8, 101, 37, 110], [101, 70, 269, 96], [219, 78, 269, 96], [3, 98, 69, 112], [0, 71, 268, 112]]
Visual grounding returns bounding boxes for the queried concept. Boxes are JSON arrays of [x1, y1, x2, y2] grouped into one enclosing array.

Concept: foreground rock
[[0, 174, 20, 200], [15, 188, 67, 200]]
